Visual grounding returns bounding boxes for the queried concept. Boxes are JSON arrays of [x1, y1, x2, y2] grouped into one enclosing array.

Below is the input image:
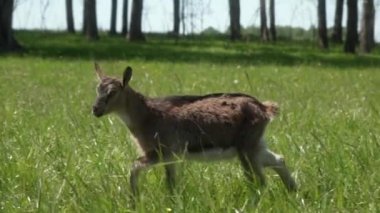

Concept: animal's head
[[92, 63, 132, 117]]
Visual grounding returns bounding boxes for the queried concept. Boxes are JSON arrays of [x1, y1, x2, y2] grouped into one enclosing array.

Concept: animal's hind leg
[[237, 123, 267, 187], [258, 140, 297, 191], [238, 150, 266, 187]]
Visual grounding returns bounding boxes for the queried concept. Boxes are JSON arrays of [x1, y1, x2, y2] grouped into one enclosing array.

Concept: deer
[[91, 63, 297, 198]]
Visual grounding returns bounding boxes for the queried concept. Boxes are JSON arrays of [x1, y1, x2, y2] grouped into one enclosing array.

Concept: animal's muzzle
[[92, 105, 104, 117]]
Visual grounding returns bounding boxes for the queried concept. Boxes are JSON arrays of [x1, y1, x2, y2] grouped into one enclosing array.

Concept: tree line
[[318, 0, 376, 53], [0, 0, 377, 54]]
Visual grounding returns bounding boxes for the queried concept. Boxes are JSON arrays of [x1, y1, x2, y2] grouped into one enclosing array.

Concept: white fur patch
[[117, 112, 132, 127]]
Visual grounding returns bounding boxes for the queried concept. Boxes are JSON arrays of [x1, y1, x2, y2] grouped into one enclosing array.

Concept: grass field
[[0, 31, 379, 212]]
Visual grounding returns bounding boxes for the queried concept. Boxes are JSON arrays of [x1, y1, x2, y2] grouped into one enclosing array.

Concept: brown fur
[[92, 64, 297, 198], [117, 89, 275, 155]]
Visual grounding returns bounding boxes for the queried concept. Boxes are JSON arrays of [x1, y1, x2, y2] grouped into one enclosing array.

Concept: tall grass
[[0, 32, 379, 212]]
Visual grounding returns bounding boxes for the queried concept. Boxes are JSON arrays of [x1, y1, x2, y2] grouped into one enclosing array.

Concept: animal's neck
[[117, 86, 149, 129]]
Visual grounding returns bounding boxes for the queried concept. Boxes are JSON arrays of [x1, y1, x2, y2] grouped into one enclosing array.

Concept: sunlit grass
[[0, 32, 379, 212]]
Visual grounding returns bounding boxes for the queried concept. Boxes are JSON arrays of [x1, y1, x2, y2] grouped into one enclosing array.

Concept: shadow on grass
[[7, 31, 380, 68]]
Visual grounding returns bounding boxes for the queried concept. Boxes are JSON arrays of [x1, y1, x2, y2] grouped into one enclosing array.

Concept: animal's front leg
[[165, 164, 176, 193], [130, 152, 159, 197]]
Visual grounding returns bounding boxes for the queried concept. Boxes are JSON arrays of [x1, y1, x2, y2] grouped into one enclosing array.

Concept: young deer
[[92, 63, 297, 197]]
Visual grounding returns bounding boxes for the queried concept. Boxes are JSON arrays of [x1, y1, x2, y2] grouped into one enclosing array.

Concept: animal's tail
[[263, 101, 279, 121]]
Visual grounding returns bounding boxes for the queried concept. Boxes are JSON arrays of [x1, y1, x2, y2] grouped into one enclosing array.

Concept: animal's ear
[[123, 66, 133, 87], [94, 62, 105, 80]]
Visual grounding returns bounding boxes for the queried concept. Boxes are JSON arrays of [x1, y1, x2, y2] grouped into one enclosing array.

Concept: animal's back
[[150, 93, 273, 124], [145, 93, 277, 152]]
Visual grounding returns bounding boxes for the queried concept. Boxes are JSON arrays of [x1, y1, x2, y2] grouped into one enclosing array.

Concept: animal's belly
[[184, 147, 238, 161]]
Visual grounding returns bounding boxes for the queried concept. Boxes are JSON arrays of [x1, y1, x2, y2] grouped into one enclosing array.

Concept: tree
[[109, 0, 117, 35], [318, 0, 328, 49], [181, 0, 186, 35], [260, 0, 269, 41], [121, 0, 129, 36], [228, 0, 241, 41], [65, 0, 75, 33], [359, 0, 375, 53], [331, 0, 344, 43], [173, 0, 180, 37], [83, 0, 99, 40], [269, 0, 276, 41], [0, 0, 21, 51], [344, 0, 358, 53], [129, 0, 145, 41]]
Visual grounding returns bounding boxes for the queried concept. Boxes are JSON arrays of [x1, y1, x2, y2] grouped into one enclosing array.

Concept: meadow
[[0, 31, 379, 212]]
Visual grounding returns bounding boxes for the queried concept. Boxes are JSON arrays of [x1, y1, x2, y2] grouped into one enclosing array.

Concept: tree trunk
[[228, 0, 241, 41], [83, 0, 99, 40], [260, 0, 269, 41], [331, 0, 344, 43], [181, 0, 186, 35], [109, 0, 117, 35], [0, 0, 21, 51], [318, 0, 328, 49], [344, 0, 358, 53], [269, 0, 276, 41], [129, 0, 145, 41], [121, 0, 129, 36], [359, 0, 375, 53], [65, 0, 75, 33], [82, 6, 86, 34], [173, 0, 180, 37]]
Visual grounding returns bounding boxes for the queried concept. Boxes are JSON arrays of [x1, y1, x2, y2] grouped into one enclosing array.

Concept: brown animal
[[92, 63, 296, 197]]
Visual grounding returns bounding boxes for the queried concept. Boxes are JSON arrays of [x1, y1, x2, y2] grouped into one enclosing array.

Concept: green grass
[[0, 31, 379, 212]]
